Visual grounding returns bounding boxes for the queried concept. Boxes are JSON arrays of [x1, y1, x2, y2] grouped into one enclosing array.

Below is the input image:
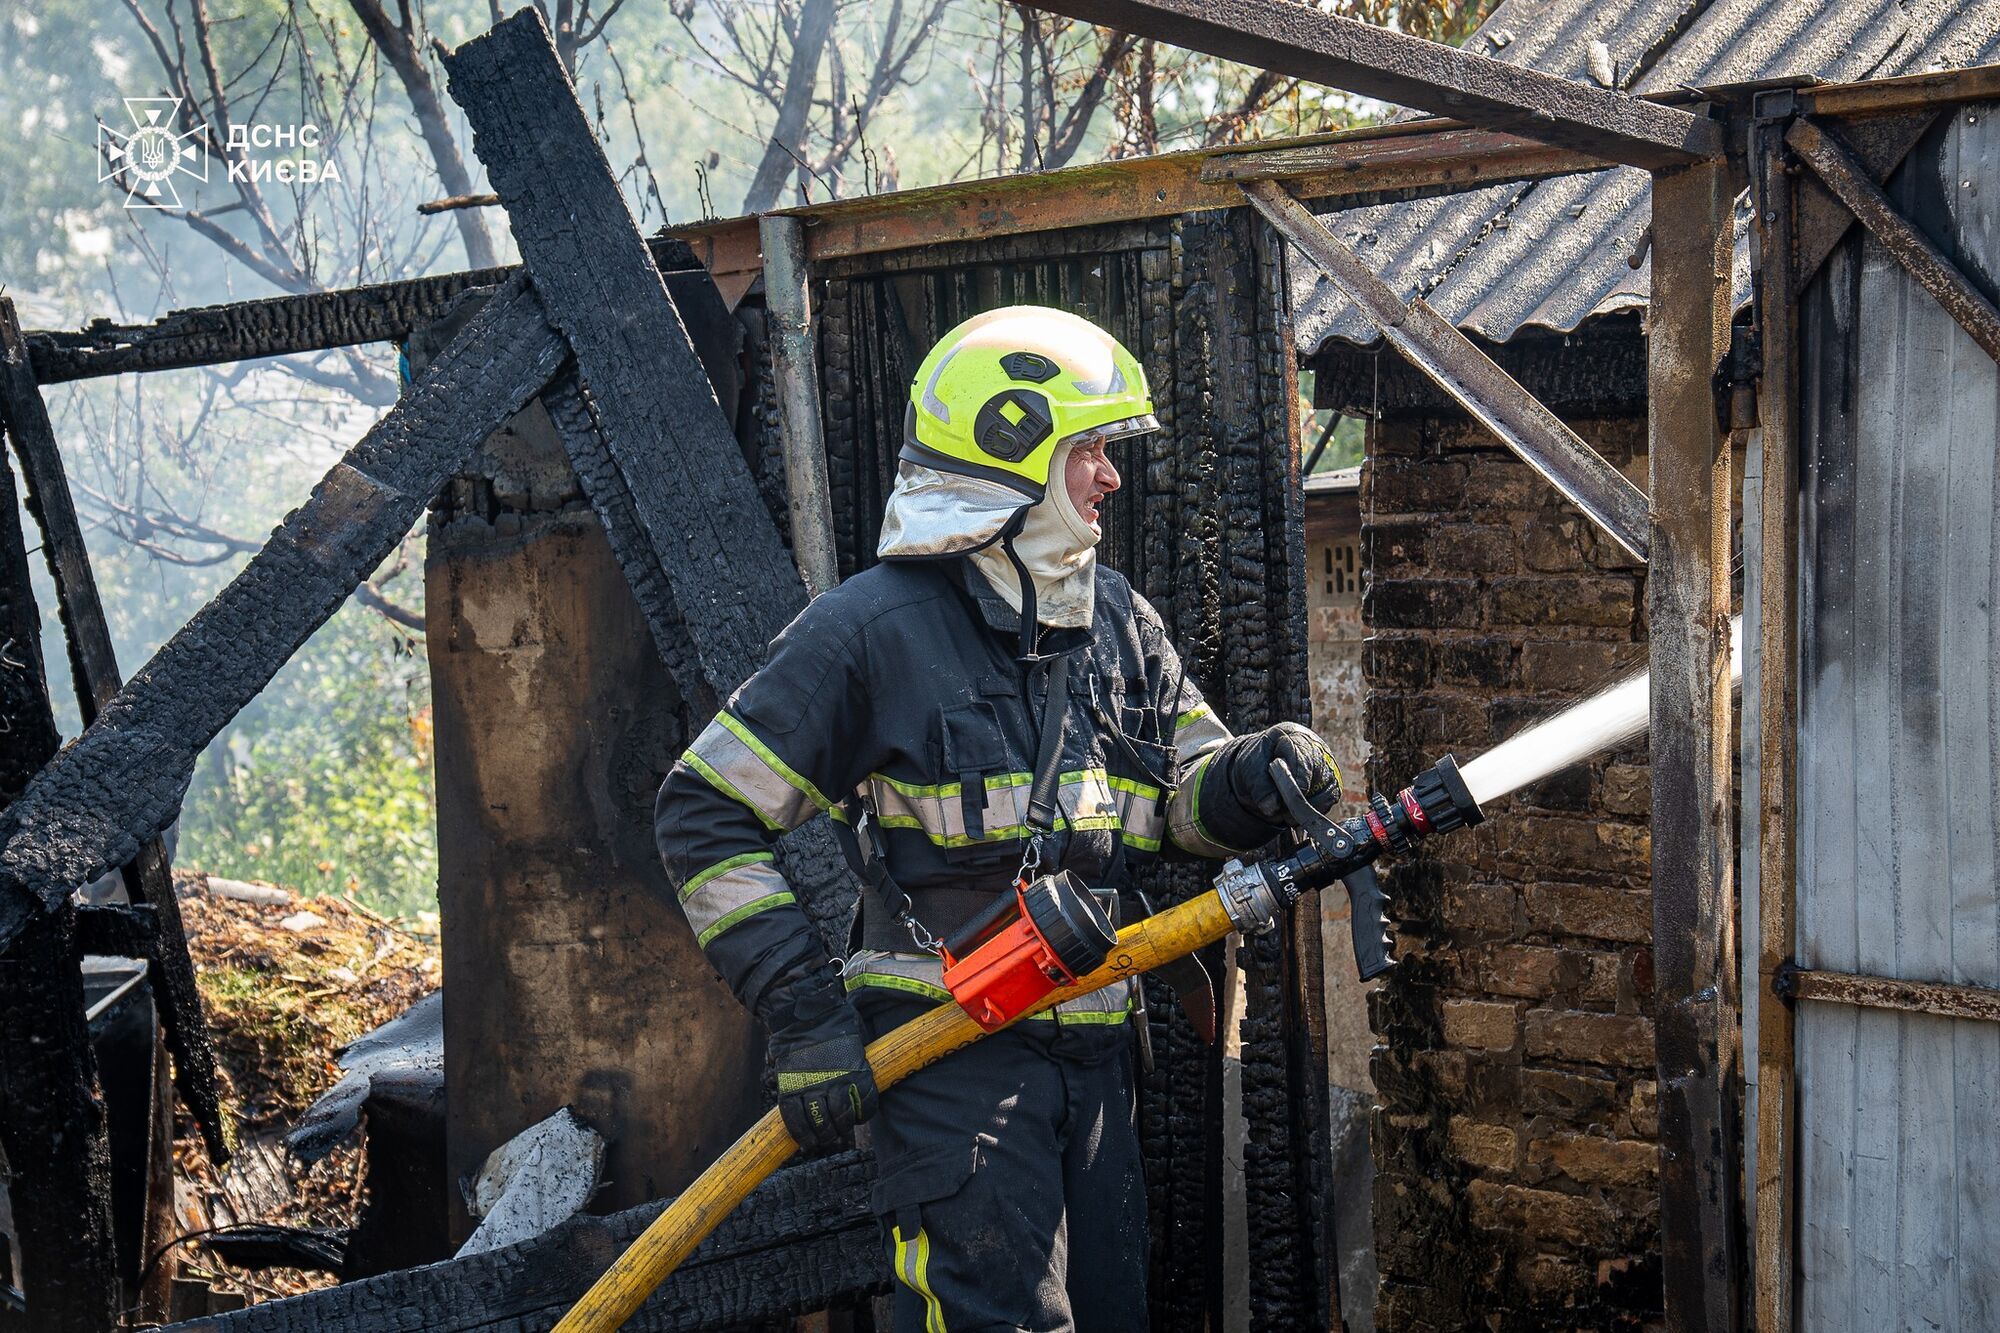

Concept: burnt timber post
[[1647, 140, 1745, 1330], [0, 297, 228, 1166], [439, 6, 861, 1223], [1750, 98, 1803, 1333], [0, 409, 118, 1332], [760, 214, 841, 598], [413, 293, 766, 1226]]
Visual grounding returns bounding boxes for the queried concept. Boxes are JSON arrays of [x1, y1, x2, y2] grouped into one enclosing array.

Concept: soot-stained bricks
[[1360, 406, 1662, 1330]]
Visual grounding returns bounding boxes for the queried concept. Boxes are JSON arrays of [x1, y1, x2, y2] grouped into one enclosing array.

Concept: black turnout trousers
[[857, 991, 1148, 1333]]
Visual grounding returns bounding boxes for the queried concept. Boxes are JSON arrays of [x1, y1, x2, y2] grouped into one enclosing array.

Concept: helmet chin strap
[[998, 507, 1039, 661]]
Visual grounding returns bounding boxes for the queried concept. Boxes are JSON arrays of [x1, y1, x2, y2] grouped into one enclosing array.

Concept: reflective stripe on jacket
[[654, 559, 1232, 1016]]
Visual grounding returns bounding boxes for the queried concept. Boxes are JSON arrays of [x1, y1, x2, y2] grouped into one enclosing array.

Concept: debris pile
[[167, 870, 439, 1304]]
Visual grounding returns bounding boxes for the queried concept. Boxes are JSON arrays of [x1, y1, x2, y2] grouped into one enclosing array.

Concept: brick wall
[[1361, 412, 1663, 1330]]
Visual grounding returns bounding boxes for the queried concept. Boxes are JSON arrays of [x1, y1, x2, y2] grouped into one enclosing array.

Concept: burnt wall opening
[[1310, 317, 1662, 1329]]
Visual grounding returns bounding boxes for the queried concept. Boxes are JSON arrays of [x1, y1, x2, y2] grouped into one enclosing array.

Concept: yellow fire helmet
[[903, 305, 1159, 499]]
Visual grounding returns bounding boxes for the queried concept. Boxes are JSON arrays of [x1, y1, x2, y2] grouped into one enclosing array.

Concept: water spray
[[1459, 615, 1744, 809]]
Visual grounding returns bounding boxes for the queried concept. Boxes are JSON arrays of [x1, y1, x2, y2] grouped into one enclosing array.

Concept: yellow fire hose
[[553, 887, 1237, 1332]]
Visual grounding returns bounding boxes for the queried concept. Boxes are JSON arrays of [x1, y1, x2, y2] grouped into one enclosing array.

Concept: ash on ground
[[169, 871, 439, 1305]]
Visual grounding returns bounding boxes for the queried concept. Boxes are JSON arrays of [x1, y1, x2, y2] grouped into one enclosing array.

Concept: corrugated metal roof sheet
[[1294, 0, 2000, 350]]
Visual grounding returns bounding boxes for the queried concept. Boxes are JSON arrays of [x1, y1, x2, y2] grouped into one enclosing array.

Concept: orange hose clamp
[[940, 871, 1118, 1031]]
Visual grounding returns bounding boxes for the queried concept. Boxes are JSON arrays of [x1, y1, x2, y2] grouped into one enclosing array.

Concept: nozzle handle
[[1343, 863, 1394, 981]]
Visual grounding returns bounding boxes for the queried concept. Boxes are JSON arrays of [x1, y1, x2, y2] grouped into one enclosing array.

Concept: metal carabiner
[[1014, 834, 1045, 889]]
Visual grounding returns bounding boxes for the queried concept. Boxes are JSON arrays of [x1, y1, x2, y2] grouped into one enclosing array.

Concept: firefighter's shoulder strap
[[1023, 652, 1071, 838]]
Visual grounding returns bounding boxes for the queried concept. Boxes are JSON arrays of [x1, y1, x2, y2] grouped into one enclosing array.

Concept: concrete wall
[[422, 373, 766, 1239], [1360, 412, 1661, 1330]]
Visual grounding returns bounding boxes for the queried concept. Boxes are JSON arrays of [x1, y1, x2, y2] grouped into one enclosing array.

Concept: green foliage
[[30, 369, 438, 919], [176, 602, 438, 919]]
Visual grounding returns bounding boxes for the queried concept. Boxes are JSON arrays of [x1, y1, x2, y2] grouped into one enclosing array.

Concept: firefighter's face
[[1065, 435, 1121, 532]]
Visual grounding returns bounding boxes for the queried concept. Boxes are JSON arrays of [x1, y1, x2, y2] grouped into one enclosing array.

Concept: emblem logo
[[99, 98, 208, 210]]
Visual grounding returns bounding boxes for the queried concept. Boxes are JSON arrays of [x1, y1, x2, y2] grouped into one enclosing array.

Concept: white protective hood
[[877, 440, 1100, 628]]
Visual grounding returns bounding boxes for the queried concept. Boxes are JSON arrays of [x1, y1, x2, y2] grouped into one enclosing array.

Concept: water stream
[[1456, 617, 1743, 809]]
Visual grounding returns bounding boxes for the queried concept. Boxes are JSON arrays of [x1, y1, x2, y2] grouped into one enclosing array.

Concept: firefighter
[[654, 305, 1340, 1331]]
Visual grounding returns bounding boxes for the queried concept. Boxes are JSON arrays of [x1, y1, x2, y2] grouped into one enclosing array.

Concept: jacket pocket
[[938, 701, 1018, 846], [869, 1138, 983, 1219]]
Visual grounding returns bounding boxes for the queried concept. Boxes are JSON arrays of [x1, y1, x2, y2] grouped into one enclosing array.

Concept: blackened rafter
[[0, 276, 569, 955]]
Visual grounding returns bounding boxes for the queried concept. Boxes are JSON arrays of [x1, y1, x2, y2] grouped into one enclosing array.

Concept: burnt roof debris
[[1295, 0, 2000, 352]]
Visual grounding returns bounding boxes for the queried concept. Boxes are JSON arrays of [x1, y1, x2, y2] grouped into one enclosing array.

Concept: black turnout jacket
[[653, 559, 1243, 1025]]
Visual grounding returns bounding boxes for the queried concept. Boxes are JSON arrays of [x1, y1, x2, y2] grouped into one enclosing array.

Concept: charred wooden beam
[[159, 1150, 886, 1331], [0, 436, 119, 1333], [0, 302, 125, 719], [0, 275, 567, 955], [1647, 152, 1745, 1332], [1033, 0, 1718, 169], [0, 298, 229, 1163], [444, 10, 860, 953], [1241, 179, 1651, 560], [444, 8, 809, 702], [0, 903, 121, 1333], [23, 268, 512, 384], [0, 431, 61, 805], [1787, 115, 2000, 365], [74, 903, 158, 960], [20, 238, 702, 384]]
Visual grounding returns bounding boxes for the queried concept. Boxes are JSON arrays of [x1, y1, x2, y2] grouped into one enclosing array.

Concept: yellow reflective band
[[1105, 773, 1162, 803], [694, 891, 795, 947], [1055, 1005, 1133, 1026], [893, 1225, 948, 1333], [868, 768, 1129, 848], [872, 770, 1036, 800], [1169, 751, 1247, 860], [1189, 753, 1223, 849], [681, 751, 786, 833], [716, 711, 835, 815], [844, 971, 953, 1004], [679, 851, 775, 900], [1174, 703, 1211, 730]]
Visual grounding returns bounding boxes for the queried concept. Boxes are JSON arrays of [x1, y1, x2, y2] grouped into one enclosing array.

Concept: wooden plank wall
[[1793, 103, 2000, 1330]]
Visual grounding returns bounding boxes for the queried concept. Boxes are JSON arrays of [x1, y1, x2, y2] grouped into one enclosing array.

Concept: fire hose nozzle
[[1213, 753, 1485, 979]]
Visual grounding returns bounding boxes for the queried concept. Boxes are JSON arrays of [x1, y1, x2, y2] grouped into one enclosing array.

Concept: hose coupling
[[1215, 857, 1285, 936]]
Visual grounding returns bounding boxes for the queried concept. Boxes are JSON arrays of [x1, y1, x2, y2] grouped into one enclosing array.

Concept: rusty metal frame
[[1240, 178, 1651, 561], [1787, 115, 2000, 363], [1775, 965, 2000, 1024], [1031, 0, 1719, 168]]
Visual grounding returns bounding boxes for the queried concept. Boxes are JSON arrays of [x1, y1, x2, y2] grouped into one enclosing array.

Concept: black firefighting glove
[[758, 957, 878, 1155], [1202, 722, 1344, 850]]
